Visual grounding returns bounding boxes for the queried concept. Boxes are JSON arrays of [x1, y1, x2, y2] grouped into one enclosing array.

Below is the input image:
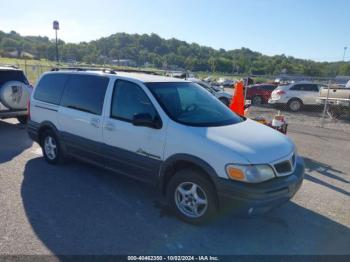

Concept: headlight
[[226, 164, 276, 183]]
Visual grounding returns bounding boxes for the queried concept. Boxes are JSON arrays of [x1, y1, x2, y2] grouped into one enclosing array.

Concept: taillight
[[276, 90, 286, 95]]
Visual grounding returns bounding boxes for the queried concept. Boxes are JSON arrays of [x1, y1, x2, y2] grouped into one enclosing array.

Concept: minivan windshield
[[146, 82, 243, 127]]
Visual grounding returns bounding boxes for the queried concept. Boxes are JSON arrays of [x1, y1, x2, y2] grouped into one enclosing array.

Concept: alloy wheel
[[174, 182, 208, 218], [44, 136, 57, 160]]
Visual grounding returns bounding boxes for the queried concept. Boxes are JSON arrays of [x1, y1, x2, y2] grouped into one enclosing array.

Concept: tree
[[339, 63, 350, 75], [0, 30, 348, 76], [208, 57, 216, 72]]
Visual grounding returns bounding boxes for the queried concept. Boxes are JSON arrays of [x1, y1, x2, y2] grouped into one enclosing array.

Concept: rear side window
[[290, 84, 302, 91], [61, 74, 109, 115], [34, 74, 68, 104], [305, 84, 319, 92], [0, 70, 29, 86], [290, 84, 318, 92]]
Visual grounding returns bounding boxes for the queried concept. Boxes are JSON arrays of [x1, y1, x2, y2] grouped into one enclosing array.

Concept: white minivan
[[28, 69, 304, 224]]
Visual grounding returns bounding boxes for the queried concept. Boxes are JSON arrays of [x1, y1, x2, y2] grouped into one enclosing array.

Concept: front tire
[[166, 169, 218, 224], [41, 130, 65, 165]]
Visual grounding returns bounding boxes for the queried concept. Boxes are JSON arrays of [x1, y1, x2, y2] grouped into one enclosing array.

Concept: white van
[[28, 69, 304, 224]]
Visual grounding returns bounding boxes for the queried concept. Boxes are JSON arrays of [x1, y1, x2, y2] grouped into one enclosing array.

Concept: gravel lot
[[0, 117, 349, 255]]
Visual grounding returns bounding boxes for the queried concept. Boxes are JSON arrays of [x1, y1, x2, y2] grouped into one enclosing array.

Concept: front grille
[[274, 160, 292, 174]]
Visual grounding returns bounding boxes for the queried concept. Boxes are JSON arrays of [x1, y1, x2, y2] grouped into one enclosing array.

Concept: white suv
[[28, 69, 304, 224], [268, 82, 320, 112]]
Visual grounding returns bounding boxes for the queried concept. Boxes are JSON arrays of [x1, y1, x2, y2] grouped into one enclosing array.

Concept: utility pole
[[343, 46, 347, 61], [53, 21, 60, 65]]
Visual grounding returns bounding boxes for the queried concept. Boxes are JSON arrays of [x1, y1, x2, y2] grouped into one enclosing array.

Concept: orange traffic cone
[[230, 81, 245, 116]]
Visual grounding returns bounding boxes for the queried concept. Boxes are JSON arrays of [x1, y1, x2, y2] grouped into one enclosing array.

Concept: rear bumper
[[317, 98, 350, 107], [215, 156, 305, 215], [27, 120, 40, 143]]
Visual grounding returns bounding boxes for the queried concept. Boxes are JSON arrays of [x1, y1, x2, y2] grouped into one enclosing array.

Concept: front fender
[[158, 153, 219, 192]]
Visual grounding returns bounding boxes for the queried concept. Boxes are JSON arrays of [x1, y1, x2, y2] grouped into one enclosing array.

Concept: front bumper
[[215, 156, 305, 215]]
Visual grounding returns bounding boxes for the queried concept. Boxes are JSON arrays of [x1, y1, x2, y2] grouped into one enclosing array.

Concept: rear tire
[[252, 96, 263, 105], [41, 129, 65, 165], [288, 99, 303, 112], [166, 169, 218, 225]]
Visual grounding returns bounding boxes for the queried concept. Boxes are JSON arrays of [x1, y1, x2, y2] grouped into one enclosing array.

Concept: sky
[[0, 0, 349, 62]]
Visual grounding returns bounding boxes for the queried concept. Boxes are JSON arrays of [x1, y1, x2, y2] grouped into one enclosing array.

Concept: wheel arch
[[158, 154, 219, 196], [288, 97, 303, 104], [37, 121, 60, 146], [287, 97, 303, 111]]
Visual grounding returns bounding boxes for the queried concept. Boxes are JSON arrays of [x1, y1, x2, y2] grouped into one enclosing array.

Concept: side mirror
[[132, 113, 162, 129]]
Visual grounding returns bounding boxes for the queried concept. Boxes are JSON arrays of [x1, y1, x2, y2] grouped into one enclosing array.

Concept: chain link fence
[[3, 60, 349, 133], [1, 59, 54, 84], [223, 78, 350, 134]]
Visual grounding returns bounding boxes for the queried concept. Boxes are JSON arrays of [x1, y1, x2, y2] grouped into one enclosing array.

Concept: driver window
[[111, 80, 158, 122]]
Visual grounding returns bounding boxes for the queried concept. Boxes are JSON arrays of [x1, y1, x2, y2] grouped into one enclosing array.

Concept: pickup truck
[[317, 83, 350, 118]]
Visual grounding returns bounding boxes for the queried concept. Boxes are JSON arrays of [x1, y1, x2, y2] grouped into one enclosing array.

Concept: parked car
[[217, 78, 235, 87], [246, 84, 277, 105], [28, 68, 304, 224], [317, 84, 350, 118], [0, 65, 32, 124], [188, 78, 232, 106], [268, 82, 320, 112]]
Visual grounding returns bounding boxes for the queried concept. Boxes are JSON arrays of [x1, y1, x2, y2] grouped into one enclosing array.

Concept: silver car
[[268, 82, 320, 112]]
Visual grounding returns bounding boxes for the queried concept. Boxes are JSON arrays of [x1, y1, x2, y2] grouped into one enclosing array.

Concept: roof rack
[[51, 67, 117, 74], [51, 67, 162, 76], [115, 68, 162, 76]]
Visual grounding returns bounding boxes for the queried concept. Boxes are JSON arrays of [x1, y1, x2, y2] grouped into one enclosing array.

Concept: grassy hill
[[1, 30, 350, 79]]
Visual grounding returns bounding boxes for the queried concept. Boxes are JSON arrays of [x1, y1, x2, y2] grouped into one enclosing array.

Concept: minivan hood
[[204, 119, 294, 164]]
